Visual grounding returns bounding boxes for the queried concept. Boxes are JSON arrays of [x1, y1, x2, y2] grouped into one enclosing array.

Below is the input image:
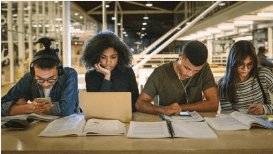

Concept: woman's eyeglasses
[[237, 62, 253, 69], [35, 78, 57, 84]]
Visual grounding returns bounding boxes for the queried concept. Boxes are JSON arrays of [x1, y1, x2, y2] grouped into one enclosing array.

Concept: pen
[[166, 119, 174, 138]]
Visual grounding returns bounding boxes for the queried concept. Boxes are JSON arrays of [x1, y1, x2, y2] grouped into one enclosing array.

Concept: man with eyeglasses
[[135, 41, 219, 116], [1, 37, 79, 116]]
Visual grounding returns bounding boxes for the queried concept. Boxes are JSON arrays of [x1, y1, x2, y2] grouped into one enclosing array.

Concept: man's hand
[[164, 103, 181, 116], [16, 98, 27, 105], [247, 104, 264, 115]]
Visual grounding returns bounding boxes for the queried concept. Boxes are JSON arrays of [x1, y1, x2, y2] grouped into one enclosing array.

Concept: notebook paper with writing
[[39, 114, 126, 137], [204, 111, 273, 131], [127, 120, 217, 139]]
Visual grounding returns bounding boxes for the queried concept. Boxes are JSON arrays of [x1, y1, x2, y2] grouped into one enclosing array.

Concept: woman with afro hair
[[81, 30, 139, 112]]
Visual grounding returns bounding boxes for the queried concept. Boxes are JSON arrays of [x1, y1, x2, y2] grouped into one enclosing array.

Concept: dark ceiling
[[74, 1, 181, 40]]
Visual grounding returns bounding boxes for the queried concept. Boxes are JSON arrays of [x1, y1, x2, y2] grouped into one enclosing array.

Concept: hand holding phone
[[34, 97, 52, 104]]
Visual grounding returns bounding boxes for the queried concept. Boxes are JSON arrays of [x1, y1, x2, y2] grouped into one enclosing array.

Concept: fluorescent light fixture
[[218, 24, 234, 30], [142, 22, 147, 25], [257, 13, 273, 17], [207, 28, 221, 34], [234, 21, 253, 25], [111, 17, 116, 20], [142, 27, 146, 30], [198, 31, 211, 36], [117, 23, 121, 26], [55, 18, 62, 21], [237, 36, 253, 41], [146, 1, 153, 7]]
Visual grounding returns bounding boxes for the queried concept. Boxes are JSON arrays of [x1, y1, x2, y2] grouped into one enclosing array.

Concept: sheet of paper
[[127, 121, 171, 138], [172, 121, 218, 138]]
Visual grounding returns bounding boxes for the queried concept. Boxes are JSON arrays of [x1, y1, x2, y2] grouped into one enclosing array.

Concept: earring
[[178, 59, 181, 65]]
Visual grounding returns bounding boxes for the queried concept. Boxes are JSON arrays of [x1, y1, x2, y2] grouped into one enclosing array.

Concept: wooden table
[[2, 112, 273, 154]]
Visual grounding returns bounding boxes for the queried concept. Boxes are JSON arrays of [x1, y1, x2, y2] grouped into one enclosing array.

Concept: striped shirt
[[218, 67, 273, 114]]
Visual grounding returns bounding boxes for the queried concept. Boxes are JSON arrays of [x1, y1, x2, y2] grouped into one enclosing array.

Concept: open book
[[127, 120, 217, 139], [39, 114, 126, 137], [204, 111, 273, 131], [1, 113, 59, 130]]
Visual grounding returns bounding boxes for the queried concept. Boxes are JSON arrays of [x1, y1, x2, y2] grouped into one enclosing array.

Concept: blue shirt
[[1, 67, 80, 116]]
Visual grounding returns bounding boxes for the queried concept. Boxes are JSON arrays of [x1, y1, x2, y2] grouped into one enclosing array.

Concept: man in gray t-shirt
[[135, 41, 219, 116]]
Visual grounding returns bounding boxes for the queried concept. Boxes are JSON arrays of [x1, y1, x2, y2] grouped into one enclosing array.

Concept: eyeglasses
[[35, 77, 57, 84], [237, 62, 253, 69]]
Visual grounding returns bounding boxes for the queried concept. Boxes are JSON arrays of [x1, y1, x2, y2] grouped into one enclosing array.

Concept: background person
[[218, 41, 273, 115], [257, 46, 273, 72], [135, 41, 219, 116], [1, 37, 79, 116], [81, 30, 139, 112]]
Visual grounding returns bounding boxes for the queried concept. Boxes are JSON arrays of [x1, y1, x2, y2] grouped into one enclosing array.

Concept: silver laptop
[[79, 90, 132, 123]]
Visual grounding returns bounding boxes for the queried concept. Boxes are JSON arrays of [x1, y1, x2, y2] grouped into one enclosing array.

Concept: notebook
[[79, 90, 132, 123]]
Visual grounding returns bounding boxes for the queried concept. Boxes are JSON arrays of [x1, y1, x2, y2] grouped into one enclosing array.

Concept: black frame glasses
[[35, 78, 57, 84], [237, 62, 253, 69]]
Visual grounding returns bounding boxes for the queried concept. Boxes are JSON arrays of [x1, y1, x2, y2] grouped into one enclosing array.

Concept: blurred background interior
[[1, 1, 273, 100]]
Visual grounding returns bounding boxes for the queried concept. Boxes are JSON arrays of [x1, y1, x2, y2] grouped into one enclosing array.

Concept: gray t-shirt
[[143, 62, 217, 106]]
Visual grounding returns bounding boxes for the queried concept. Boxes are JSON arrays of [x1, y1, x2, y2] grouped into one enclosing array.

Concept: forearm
[[136, 100, 166, 115], [9, 104, 30, 116], [179, 100, 219, 112]]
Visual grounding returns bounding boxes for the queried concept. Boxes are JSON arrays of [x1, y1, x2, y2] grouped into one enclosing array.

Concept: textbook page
[[39, 114, 86, 137], [230, 111, 272, 129], [171, 121, 217, 138], [204, 115, 249, 131], [127, 121, 171, 138], [83, 119, 126, 136]]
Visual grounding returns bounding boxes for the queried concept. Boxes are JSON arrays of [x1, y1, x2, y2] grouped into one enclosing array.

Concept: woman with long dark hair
[[218, 40, 273, 115]]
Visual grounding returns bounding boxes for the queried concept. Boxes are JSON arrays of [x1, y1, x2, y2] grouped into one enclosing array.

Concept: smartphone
[[179, 111, 191, 116], [35, 97, 52, 104]]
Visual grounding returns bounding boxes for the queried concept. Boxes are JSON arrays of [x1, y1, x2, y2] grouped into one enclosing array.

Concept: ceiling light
[[75, 13, 78, 16], [123, 31, 126, 34], [106, 4, 110, 8], [143, 14, 149, 20], [111, 17, 116, 20], [219, 2, 225, 6], [79, 16, 83, 19], [146, 1, 153, 7], [117, 23, 121, 26], [234, 21, 253, 25], [55, 18, 62, 21], [142, 27, 146, 30], [142, 22, 147, 25], [257, 13, 273, 17]]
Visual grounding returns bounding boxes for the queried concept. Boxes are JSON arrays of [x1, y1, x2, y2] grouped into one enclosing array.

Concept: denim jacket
[[1, 67, 80, 116]]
